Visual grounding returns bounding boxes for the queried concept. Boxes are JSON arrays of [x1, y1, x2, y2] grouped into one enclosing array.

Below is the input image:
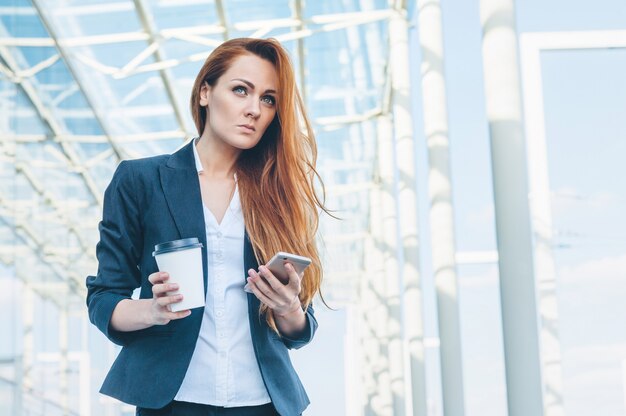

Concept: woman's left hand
[[246, 263, 302, 317]]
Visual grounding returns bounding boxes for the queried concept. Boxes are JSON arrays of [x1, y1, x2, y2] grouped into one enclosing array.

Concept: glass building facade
[[1, 0, 625, 415]]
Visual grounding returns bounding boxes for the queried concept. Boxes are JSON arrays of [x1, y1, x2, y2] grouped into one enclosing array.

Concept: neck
[[195, 134, 240, 179]]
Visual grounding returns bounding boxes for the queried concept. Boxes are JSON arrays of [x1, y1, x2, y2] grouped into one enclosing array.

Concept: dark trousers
[[137, 401, 280, 416]]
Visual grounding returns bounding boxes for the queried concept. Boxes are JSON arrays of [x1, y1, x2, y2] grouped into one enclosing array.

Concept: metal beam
[[521, 30, 626, 50], [455, 250, 499, 265], [291, 0, 307, 104], [0, 216, 84, 301], [133, 0, 192, 137], [30, 0, 126, 163], [0, 10, 396, 47], [0, 97, 95, 290], [5, 130, 187, 144], [0, 42, 105, 206], [215, 0, 229, 40], [274, 11, 393, 43], [15, 164, 90, 232]]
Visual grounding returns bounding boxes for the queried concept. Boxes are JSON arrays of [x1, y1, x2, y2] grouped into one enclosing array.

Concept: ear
[[199, 81, 211, 107]]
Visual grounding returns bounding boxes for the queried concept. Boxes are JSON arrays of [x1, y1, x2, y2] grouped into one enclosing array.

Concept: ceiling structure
[[0, 0, 408, 307]]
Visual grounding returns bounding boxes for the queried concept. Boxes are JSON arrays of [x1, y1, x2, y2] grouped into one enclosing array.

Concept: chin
[[230, 138, 262, 150]]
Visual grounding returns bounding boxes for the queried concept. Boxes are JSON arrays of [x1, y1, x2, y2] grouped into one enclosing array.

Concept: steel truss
[[0, 1, 424, 415]]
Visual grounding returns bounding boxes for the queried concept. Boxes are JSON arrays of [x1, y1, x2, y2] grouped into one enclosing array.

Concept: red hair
[[190, 38, 328, 330]]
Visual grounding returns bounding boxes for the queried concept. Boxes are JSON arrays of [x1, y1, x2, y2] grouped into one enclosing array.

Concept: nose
[[245, 98, 261, 119]]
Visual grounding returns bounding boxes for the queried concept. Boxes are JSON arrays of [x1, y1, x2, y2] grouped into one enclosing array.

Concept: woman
[[86, 38, 327, 416]]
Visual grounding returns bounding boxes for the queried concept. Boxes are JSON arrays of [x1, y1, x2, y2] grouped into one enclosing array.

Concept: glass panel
[[1, 0, 392, 414], [148, 0, 219, 30], [542, 48, 626, 416]]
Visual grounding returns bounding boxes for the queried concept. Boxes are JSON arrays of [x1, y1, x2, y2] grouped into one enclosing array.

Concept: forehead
[[221, 54, 278, 90]]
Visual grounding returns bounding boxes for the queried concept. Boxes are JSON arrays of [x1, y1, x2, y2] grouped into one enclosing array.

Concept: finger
[[156, 294, 183, 307], [246, 278, 276, 309], [251, 268, 279, 296], [284, 263, 302, 290], [148, 271, 169, 285], [284, 263, 301, 283], [165, 309, 192, 320], [257, 266, 283, 291], [152, 282, 179, 297]]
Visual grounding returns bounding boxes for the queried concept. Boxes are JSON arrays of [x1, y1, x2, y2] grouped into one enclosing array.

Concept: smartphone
[[267, 251, 312, 284], [244, 251, 311, 292]]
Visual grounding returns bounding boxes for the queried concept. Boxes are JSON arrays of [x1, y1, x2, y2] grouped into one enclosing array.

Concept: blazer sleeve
[[86, 161, 143, 346], [279, 303, 318, 350]]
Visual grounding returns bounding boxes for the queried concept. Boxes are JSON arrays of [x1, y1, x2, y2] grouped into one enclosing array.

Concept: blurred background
[[0, 0, 625, 415]]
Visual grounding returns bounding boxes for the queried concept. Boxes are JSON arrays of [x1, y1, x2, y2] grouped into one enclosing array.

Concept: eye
[[261, 95, 276, 106], [233, 86, 247, 95]]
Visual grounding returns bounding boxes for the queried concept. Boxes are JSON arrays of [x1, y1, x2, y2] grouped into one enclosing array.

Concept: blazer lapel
[[160, 166, 204, 240], [244, 231, 261, 313], [159, 140, 208, 294]]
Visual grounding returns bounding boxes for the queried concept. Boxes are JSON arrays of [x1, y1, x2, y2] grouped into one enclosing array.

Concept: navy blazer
[[86, 140, 317, 415]]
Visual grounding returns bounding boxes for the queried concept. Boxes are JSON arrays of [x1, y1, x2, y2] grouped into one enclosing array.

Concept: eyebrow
[[231, 78, 276, 94]]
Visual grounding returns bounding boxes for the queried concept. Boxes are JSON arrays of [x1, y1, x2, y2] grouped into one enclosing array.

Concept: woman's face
[[200, 53, 279, 151]]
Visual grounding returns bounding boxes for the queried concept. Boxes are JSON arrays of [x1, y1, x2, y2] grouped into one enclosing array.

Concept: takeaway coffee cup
[[152, 238, 204, 312]]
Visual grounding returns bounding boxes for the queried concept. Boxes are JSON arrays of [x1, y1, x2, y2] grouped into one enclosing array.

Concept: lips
[[238, 124, 255, 132]]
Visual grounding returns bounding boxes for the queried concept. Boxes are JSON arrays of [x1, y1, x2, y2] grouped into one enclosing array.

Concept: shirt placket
[[213, 229, 228, 403]]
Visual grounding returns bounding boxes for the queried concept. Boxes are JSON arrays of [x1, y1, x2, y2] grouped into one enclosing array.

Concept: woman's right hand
[[148, 271, 191, 325]]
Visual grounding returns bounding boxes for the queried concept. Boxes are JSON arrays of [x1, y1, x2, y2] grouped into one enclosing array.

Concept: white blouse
[[174, 141, 270, 406]]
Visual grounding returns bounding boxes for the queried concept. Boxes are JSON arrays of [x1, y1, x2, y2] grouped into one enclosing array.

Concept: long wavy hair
[[190, 38, 327, 331]]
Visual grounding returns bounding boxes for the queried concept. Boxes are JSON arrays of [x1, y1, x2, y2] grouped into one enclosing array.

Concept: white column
[[479, 0, 544, 415], [416, 0, 465, 415], [80, 314, 92, 416], [390, 3, 426, 414], [622, 359, 626, 414], [59, 304, 69, 415], [377, 113, 398, 416], [363, 184, 384, 416], [22, 285, 34, 405], [345, 306, 359, 416]]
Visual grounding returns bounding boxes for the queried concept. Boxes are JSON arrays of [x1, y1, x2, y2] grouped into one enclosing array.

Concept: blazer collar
[[166, 138, 197, 170]]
